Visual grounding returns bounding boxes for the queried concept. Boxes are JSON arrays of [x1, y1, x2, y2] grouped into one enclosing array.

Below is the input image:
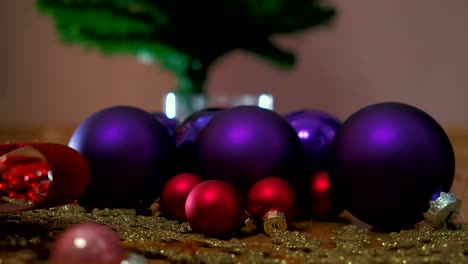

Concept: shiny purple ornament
[[330, 102, 455, 231], [176, 108, 222, 147], [175, 109, 222, 173], [69, 106, 175, 210], [284, 109, 341, 173], [152, 112, 179, 138], [196, 106, 305, 191]]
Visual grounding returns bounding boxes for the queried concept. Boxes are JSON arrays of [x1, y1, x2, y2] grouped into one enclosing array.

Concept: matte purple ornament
[[284, 109, 341, 173], [330, 102, 455, 231], [196, 106, 305, 191], [69, 106, 176, 210], [175, 109, 222, 173]]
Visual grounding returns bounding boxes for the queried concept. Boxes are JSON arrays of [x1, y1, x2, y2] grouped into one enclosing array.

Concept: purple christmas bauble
[[69, 106, 175, 210], [175, 109, 222, 173], [152, 112, 179, 138], [284, 109, 341, 173], [196, 106, 305, 191], [330, 102, 455, 231], [176, 109, 222, 147]]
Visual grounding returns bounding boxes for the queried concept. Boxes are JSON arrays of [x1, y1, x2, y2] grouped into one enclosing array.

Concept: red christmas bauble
[[185, 180, 245, 237], [246, 177, 297, 222], [307, 171, 343, 220], [160, 173, 203, 221]]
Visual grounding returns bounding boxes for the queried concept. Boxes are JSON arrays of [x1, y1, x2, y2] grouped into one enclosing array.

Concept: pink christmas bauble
[[51, 223, 126, 264]]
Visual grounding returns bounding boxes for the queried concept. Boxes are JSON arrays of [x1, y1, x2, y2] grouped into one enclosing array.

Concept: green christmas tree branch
[[36, 0, 336, 96]]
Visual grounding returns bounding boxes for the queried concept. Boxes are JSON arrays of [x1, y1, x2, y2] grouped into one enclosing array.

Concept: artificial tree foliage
[[36, 0, 336, 96]]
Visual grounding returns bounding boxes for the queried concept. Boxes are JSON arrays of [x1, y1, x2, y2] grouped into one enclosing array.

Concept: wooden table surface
[[0, 125, 467, 263]]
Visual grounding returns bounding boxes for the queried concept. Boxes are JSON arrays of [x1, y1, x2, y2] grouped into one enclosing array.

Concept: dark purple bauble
[[151, 112, 179, 138], [69, 106, 176, 210], [330, 102, 455, 231], [176, 108, 222, 147], [175, 108, 222, 173], [196, 106, 305, 191], [284, 109, 341, 173]]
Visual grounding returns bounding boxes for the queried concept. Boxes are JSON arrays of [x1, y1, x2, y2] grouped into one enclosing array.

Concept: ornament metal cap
[[263, 210, 287, 235], [423, 192, 461, 229]]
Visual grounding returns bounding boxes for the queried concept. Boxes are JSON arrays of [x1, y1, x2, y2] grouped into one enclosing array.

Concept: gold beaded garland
[[0, 204, 467, 263]]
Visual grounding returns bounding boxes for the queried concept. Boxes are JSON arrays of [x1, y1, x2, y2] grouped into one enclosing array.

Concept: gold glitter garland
[[0, 204, 467, 263]]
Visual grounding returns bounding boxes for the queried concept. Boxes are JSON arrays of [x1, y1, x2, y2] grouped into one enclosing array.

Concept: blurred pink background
[[1, 0, 468, 126]]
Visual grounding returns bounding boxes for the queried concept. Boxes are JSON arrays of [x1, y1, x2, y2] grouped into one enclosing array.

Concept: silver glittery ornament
[[423, 192, 462, 229]]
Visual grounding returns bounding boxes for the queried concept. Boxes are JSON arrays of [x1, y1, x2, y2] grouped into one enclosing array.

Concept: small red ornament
[[185, 180, 245, 237], [160, 173, 203, 221], [51, 223, 126, 264], [246, 177, 297, 223], [307, 171, 343, 220]]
